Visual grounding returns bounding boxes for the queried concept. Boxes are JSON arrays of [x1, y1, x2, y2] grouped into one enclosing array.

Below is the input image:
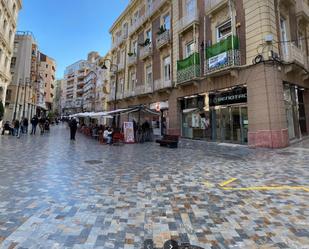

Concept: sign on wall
[[123, 122, 135, 143], [209, 87, 247, 106], [208, 52, 228, 69]]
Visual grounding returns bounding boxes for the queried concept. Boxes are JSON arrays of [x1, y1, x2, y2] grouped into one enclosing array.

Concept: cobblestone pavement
[[0, 124, 308, 249]]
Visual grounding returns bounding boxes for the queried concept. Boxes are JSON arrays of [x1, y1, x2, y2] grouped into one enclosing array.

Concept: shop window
[[163, 56, 171, 81], [217, 20, 232, 42], [185, 41, 195, 58]]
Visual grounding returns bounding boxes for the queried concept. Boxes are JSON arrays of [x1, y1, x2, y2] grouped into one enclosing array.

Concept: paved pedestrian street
[[0, 125, 308, 249]]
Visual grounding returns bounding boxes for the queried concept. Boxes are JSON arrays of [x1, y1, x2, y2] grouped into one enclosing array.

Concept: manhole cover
[[85, 160, 103, 165]]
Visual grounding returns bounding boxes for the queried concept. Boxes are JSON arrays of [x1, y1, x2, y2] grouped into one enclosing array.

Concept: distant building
[[53, 79, 64, 116]]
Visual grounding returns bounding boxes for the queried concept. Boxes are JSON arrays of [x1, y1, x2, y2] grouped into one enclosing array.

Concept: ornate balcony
[[140, 44, 153, 60], [205, 36, 241, 75], [177, 8, 199, 33], [282, 43, 305, 67], [127, 54, 137, 67], [134, 84, 153, 96], [156, 30, 171, 49], [177, 53, 200, 84], [154, 78, 172, 91]]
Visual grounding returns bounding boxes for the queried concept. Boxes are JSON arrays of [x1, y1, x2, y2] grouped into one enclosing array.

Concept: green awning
[[206, 36, 239, 59], [177, 52, 200, 70]]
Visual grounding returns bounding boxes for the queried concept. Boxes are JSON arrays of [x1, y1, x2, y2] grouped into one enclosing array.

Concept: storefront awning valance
[[206, 35, 239, 59]]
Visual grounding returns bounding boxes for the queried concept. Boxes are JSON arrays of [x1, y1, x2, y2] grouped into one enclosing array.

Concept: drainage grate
[[85, 160, 103, 165]]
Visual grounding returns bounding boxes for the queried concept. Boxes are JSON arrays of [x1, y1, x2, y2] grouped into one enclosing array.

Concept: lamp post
[[100, 58, 118, 127]]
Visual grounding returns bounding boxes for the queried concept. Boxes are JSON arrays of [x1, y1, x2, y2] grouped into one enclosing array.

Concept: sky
[[17, 0, 130, 79]]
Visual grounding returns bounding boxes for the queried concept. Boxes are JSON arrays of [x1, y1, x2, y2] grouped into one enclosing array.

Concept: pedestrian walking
[[30, 115, 38, 135], [69, 118, 78, 141], [39, 116, 45, 135], [23, 117, 29, 134], [13, 119, 20, 137]]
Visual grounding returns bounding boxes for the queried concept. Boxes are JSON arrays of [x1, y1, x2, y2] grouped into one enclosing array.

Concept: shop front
[[179, 86, 248, 144], [283, 82, 307, 140], [149, 101, 169, 136]]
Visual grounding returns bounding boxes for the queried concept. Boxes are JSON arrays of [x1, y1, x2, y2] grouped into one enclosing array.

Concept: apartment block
[[38, 52, 56, 111], [107, 0, 309, 148], [0, 0, 22, 119], [62, 52, 109, 115], [4, 31, 38, 122]]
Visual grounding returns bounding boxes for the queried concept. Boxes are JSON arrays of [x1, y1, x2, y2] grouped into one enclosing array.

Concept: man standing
[[69, 118, 78, 141], [39, 116, 45, 135], [23, 117, 29, 134], [30, 115, 38, 135]]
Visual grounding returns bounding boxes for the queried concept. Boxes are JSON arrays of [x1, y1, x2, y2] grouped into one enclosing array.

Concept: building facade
[[38, 52, 56, 112], [0, 0, 22, 119], [62, 52, 109, 115], [53, 79, 64, 116], [4, 31, 38, 121], [107, 0, 309, 148]]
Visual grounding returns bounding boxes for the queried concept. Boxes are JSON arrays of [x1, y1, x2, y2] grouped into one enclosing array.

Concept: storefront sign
[[123, 122, 135, 143], [208, 52, 228, 69], [209, 87, 247, 106], [150, 101, 169, 110]]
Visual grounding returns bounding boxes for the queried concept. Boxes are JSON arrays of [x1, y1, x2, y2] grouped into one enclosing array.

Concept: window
[[3, 19, 7, 32], [132, 11, 139, 24], [298, 30, 305, 51], [217, 20, 232, 41], [46, 64, 48, 68], [146, 65, 152, 85], [185, 41, 195, 58], [132, 40, 137, 54], [146, 29, 152, 43], [147, 0, 153, 10], [129, 71, 136, 91], [163, 56, 171, 81], [13, 4, 16, 14], [9, 30, 12, 43], [10, 57, 16, 68], [45, 74, 48, 78], [163, 14, 171, 30], [6, 89, 12, 101], [14, 42, 18, 53], [185, 0, 195, 16], [280, 17, 288, 56], [4, 57, 8, 69]]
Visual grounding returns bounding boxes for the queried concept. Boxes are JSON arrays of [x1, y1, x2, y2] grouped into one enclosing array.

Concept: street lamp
[[100, 58, 118, 127]]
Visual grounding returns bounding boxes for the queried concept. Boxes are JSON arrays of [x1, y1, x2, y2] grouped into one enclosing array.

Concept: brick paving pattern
[[0, 125, 308, 249]]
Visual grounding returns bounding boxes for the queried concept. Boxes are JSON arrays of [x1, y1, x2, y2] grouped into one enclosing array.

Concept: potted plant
[[139, 38, 151, 47], [127, 52, 134, 56]]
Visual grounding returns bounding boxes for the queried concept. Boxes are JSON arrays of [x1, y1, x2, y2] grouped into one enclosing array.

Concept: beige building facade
[[38, 52, 56, 112], [0, 0, 22, 118], [107, 0, 309, 148]]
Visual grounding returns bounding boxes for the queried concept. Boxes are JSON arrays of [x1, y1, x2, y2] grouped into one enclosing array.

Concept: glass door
[[240, 106, 248, 144], [220, 107, 231, 142], [231, 106, 241, 143]]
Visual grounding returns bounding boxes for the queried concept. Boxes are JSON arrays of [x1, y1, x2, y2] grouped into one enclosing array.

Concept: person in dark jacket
[[39, 116, 46, 135], [30, 115, 39, 135], [23, 117, 29, 134], [13, 119, 20, 137], [69, 118, 78, 141]]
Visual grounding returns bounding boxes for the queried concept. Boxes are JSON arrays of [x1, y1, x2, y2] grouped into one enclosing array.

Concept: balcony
[[282, 43, 305, 67], [134, 84, 153, 96], [156, 30, 171, 49], [154, 78, 172, 91], [128, 0, 166, 36], [127, 54, 137, 66], [205, 36, 241, 75], [118, 61, 125, 72], [205, 0, 228, 15], [177, 53, 200, 84], [296, 0, 309, 22], [111, 32, 128, 50], [140, 44, 153, 60], [177, 8, 199, 33]]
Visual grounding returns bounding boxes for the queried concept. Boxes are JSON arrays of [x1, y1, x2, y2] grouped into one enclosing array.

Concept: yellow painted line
[[222, 185, 309, 192], [219, 178, 238, 187], [203, 181, 213, 188]]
